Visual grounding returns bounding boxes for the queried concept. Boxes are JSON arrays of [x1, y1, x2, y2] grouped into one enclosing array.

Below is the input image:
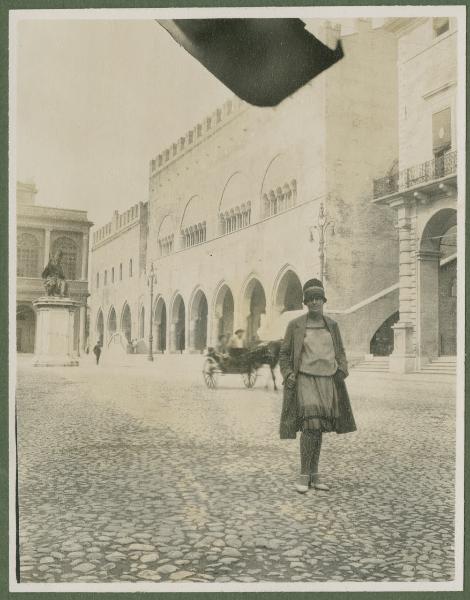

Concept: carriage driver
[[227, 328, 246, 358]]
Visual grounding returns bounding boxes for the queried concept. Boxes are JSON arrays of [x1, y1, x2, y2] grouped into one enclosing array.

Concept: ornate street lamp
[[310, 202, 335, 283], [147, 263, 157, 361]]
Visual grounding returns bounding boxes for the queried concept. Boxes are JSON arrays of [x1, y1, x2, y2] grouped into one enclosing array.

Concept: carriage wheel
[[242, 369, 257, 388], [203, 358, 218, 389]]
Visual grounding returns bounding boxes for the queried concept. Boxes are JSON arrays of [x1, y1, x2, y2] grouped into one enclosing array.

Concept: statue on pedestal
[[41, 250, 69, 297]]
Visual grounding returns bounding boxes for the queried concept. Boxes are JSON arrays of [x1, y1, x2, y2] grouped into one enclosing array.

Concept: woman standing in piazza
[[279, 278, 356, 493]]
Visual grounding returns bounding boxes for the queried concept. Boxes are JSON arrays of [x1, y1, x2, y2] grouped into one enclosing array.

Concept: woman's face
[[305, 295, 324, 316]]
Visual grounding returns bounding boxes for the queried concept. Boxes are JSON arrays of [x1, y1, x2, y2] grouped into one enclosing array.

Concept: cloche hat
[[303, 278, 327, 302]]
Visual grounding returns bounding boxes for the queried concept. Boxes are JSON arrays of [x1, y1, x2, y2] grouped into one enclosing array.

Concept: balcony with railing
[[373, 151, 457, 200]]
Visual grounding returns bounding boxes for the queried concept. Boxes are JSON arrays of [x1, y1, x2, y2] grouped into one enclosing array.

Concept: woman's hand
[[285, 373, 297, 389]]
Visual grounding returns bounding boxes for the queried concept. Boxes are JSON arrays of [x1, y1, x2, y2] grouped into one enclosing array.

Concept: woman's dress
[[297, 319, 340, 432]]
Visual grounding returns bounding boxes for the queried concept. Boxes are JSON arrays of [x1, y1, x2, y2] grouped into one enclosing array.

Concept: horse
[[247, 339, 283, 391]]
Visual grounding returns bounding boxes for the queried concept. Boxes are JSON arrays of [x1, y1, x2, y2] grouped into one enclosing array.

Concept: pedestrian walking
[[279, 278, 356, 494], [93, 342, 102, 365]]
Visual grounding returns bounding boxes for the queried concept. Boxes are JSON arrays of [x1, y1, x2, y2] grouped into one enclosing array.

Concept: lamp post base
[[147, 335, 154, 361]]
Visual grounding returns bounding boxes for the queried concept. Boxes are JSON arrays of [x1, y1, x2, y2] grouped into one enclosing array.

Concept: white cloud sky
[[15, 19, 232, 227]]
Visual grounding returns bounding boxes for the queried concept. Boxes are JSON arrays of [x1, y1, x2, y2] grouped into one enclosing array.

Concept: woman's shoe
[[294, 474, 309, 494], [310, 474, 330, 491]]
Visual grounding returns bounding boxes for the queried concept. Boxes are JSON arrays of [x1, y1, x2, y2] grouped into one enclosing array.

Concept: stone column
[[180, 311, 189, 354], [189, 319, 197, 352], [44, 228, 51, 268], [212, 309, 222, 347], [170, 322, 176, 353], [389, 199, 417, 373], [81, 233, 89, 280], [79, 304, 87, 353], [416, 250, 441, 365]]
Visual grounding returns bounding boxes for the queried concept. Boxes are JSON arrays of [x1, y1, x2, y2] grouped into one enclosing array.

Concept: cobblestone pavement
[[16, 355, 456, 584]]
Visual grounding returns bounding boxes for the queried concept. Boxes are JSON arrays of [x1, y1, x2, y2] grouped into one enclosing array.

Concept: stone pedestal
[[33, 296, 80, 367], [389, 321, 416, 373]]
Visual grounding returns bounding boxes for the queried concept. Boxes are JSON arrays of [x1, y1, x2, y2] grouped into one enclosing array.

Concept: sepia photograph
[[9, 5, 465, 594]]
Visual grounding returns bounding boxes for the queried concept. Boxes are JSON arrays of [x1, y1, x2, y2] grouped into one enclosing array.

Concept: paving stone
[[138, 570, 162, 581], [16, 364, 456, 584], [61, 543, 83, 552], [116, 537, 135, 545], [169, 570, 194, 581], [128, 543, 155, 552], [105, 552, 126, 561], [38, 565, 50, 572], [156, 564, 178, 574], [184, 552, 202, 560], [221, 547, 242, 558], [72, 562, 96, 573], [140, 552, 160, 564]]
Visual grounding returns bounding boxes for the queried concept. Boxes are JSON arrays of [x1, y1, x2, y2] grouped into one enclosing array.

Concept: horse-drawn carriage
[[202, 340, 282, 389]]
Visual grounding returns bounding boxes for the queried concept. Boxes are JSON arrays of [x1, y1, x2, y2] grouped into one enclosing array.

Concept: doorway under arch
[[418, 208, 457, 360], [108, 307, 117, 342], [370, 311, 399, 356], [214, 284, 234, 341], [190, 290, 208, 352], [439, 224, 457, 356], [121, 303, 132, 343], [96, 309, 104, 345], [171, 295, 186, 352], [139, 306, 145, 340], [243, 278, 266, 344], [274, 269, 303, 313], [154, 297, 167, 353], [17, 304, 36, 353]]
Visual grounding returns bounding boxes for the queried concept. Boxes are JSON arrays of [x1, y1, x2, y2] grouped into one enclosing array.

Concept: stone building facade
[[373, 17, 458, 372], [90, 20, 406, 365], [90, 202, 148, 353], [16, 181, 92, 353]]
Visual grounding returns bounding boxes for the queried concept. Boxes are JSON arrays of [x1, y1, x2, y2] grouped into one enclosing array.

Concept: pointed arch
[[189, 287, 208, 352], [153, 294, 167, 352], [272, 265, 303, 313], [107, 306, 117, 342], [170, 293, 186, 352], [120, 302, 132, 343], [212, 282, 235, 344], [95, 308, 104, 345], [218, 171, 242, 212], [241, 275, 267, 344]]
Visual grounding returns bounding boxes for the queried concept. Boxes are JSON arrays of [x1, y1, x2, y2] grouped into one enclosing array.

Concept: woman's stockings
[[300, 430, 323, 476]]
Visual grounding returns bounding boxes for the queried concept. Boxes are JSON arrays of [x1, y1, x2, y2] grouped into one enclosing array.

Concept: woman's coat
[[279, 313, 357, 439]]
